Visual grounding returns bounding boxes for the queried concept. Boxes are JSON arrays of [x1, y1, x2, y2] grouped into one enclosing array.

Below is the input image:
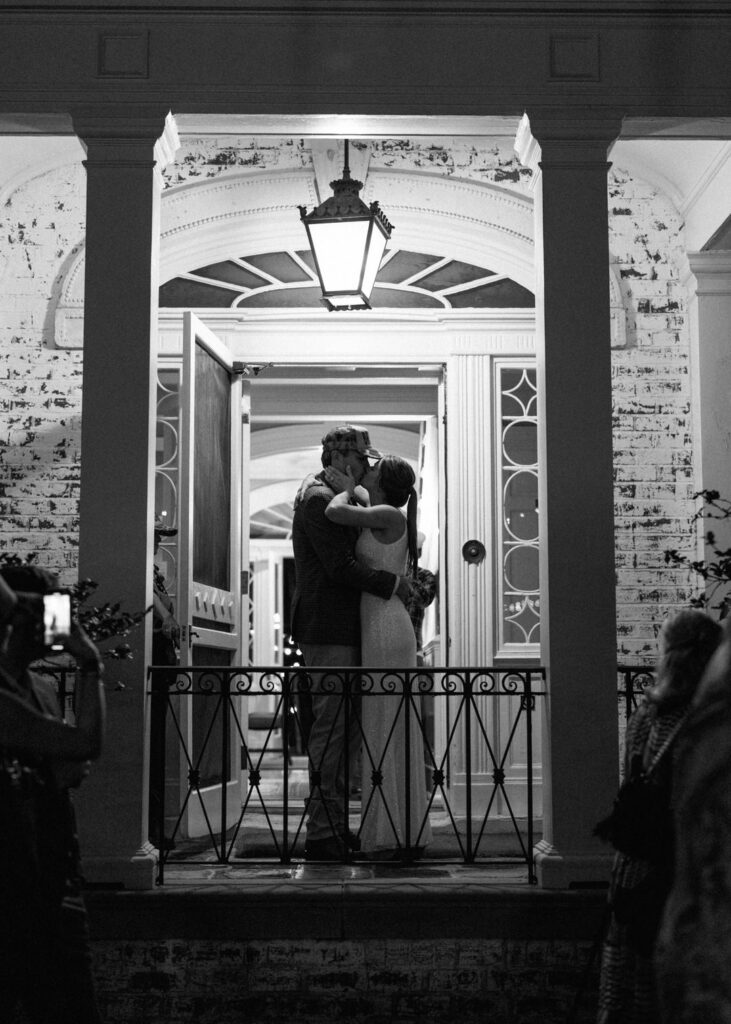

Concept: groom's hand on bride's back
[[396, 576, 414, 605]]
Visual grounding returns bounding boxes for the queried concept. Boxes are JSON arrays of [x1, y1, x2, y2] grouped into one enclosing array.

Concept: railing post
[[150, 666, 167, 886], [404, 668, 411, 855], [525, 670, 536, 884], [220, 669, 230, 861], [464, 670, 473, 863], [344, 667, 350, 860], [282, 670, 290, 863]]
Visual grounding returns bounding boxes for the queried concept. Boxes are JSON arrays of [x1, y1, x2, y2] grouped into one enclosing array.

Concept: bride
[[324, 455, 432, 859]]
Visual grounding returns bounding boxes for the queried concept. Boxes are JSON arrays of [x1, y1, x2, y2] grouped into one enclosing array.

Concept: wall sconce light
[[299, 140, 393, 311]]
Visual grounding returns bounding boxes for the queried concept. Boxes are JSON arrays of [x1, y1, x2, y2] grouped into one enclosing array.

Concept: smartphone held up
[[43, 591, 71, 652]]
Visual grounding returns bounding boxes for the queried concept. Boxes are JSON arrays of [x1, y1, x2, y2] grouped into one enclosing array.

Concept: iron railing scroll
[[617, 665, 655, 720]]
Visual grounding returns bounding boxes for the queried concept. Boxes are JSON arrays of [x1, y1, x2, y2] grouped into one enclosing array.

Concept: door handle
[[181, 626, 200, 647]]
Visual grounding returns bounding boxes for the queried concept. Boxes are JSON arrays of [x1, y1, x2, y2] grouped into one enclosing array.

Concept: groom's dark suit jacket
[[291, 472, 397, 647]]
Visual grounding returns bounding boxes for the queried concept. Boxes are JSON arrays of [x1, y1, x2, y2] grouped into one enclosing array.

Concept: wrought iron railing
[[148, 665, 547, 884], [36, 662, 656, 884], [617, 664, 655, 718]]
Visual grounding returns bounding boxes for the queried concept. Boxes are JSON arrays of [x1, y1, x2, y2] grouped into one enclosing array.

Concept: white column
[[73, 112, 176, 889], [518, 117, 621, 888], [685, 252, 731, 503]]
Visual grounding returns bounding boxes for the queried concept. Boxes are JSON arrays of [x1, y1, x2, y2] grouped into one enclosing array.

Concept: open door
[[179, 311, 247, 836]]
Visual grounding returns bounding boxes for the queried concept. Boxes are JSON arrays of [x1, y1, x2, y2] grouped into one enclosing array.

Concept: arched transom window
[[160, 248, 535, 310]]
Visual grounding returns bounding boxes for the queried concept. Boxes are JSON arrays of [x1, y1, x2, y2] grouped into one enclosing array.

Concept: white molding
[[686, 250, 731, 295], [680, 142, 731, 219], [154, 112, 181, 171], [156, 311, 535, 364], [514, 114, 541, 191], [609, 265, 629, 349], [172, 113, 523, 138]]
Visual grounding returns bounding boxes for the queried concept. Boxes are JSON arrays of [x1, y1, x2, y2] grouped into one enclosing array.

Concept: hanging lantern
[[299, 140, 393, 310]]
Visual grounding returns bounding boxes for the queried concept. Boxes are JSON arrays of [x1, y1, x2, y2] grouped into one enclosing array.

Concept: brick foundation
[[86, 885, 604, 1024]]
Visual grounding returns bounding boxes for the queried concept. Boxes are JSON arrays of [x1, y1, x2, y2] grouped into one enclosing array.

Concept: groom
[[291, 424, 411, 860]]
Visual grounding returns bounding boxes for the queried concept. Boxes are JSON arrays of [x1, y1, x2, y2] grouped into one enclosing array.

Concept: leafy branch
[[665, 489, 731, 619]]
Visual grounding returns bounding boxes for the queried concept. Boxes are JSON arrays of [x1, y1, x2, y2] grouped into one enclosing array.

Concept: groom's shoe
[[304, 836, 346, 861], [343, 830, 361, 852]]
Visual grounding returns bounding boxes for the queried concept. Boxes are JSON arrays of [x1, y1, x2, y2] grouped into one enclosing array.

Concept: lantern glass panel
[[308, 219, 370, 293], [361, 222, 389, 297]]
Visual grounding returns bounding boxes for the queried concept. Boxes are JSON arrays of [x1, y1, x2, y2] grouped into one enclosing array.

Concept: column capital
[[684, 249, 731, 294], [522, 112, 623, 168], [73, 109, 178, 171]]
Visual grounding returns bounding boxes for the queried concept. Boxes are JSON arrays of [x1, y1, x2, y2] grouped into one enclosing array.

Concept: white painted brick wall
[[0, 160, 86, 584], [609, 167, 698, 659], [0, 140, 702, 659]]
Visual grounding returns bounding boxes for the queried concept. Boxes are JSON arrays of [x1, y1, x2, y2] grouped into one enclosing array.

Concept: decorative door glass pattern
[[498, 365, 539, 648], [155, 365, 181, 599]]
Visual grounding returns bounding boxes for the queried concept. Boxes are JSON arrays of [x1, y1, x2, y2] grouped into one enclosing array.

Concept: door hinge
[[232, 361, 272, 379]]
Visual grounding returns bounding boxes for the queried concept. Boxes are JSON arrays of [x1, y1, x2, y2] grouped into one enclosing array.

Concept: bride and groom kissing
[[291, 424, 433, 861]]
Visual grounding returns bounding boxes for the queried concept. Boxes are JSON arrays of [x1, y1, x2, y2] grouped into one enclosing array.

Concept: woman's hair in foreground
[[650, 608, 722, 711], [376, 456, 418, 576]]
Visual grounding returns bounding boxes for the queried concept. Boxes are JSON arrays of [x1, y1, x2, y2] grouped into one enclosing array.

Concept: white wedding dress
[[356, 527, 432, 855]]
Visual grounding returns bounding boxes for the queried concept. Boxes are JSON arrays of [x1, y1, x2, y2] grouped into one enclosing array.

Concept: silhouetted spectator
[[655, 613, 731, 1024], [596, 609, 721, 1024], [0, 565, 105, 1024]]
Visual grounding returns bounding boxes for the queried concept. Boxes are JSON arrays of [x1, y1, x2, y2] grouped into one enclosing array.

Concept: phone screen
[[43, 592, 71, 651]]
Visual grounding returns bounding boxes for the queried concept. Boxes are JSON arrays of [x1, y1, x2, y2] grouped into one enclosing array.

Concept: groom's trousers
[[300, 643, 360, 843]]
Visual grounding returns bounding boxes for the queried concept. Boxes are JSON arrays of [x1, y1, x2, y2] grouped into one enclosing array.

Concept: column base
[[534, 839, 613, 890], [83, 842, 159, 891]]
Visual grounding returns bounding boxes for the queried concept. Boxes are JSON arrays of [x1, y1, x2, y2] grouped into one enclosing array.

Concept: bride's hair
[[377, 456, 418, 576]]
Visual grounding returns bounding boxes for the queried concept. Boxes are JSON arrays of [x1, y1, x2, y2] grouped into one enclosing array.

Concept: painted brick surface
[[0, 139, 703, 653], [609, 167, 698, 660], [0, 160, 86, 583], [90, 937, 598, 1024]]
